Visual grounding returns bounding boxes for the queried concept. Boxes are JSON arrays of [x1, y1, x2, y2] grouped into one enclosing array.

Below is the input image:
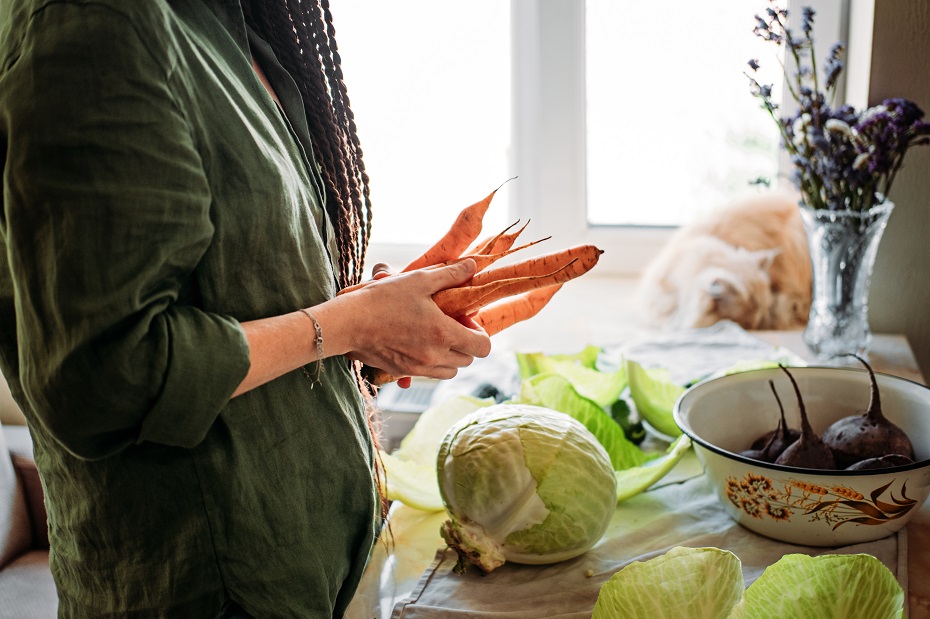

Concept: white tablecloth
[[388, 471, 905, 618]]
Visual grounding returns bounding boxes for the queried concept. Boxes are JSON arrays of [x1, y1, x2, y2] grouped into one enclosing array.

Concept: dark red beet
[[773, 366, 836, 470], [845, 454, 915, 471], [738, 447, 768, 461], [821, 355, 915, 469], [743, 380, 799, 463], [760, 379, 799, 461]]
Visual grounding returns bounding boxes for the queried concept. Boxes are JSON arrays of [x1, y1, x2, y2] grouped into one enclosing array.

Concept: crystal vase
[[800, 201, 895, 360]]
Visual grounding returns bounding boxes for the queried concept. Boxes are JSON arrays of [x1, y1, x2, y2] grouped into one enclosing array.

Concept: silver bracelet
[[299, 308, 325, 387]]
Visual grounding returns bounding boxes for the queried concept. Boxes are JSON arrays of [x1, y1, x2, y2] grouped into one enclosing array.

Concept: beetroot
[[773, 365, 836, 470], [741, 380, 799, 462], [821, 355, 915, 469], [845, 454, 915, 471]]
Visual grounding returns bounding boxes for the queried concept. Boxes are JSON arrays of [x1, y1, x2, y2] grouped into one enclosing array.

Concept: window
[[334, 2, 512, 269], [585, 1, 784, 227], [335, 1, 847, 275]]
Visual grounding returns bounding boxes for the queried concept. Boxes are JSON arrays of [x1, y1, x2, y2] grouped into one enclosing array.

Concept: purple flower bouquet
[[747, 3, 930, 213]]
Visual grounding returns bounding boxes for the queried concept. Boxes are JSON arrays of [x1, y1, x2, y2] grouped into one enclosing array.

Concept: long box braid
[[243, 0, 372, 290]]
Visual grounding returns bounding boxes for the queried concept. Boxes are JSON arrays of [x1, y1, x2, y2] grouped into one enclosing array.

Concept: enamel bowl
[[674, 366, 930, 546]]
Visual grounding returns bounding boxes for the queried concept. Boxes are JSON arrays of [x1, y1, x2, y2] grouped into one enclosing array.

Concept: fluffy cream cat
[[636, 192, 812, 331]]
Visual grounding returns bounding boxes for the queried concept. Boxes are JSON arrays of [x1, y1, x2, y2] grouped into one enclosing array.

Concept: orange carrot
[[433, 248, 602, 317], [427, 236, 550, 273], [454, 259, 585, 316], [474, 284, 563, 336], [469, 219, 532, 256], [469, 244, 602, 288], [401, 194, 489, 272], [337, 236, 548, 298], [481, 219, 533, 255], [468, 220, 520, 255], [402, 178, 516, 272]]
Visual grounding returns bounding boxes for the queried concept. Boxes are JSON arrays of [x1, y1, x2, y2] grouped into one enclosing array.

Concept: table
[[753, 330, 925, 385], [346, 332, 928, 619]]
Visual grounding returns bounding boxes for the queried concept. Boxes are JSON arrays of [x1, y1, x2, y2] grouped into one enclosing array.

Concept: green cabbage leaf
[[517, 373, 653, 471], [593, 547, 904, 619], [516, 345, 627, 407], [593, 546, 743, 619], [625, 359, 686, 439], [614, 433, 692, 502]]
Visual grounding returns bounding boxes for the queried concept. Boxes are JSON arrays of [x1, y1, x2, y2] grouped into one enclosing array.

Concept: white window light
[[336, 0, 849, 277]]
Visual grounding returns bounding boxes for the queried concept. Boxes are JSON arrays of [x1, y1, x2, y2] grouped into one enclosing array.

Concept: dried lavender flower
[[748, 2, 929, 212], [801, 7, 815, 37]]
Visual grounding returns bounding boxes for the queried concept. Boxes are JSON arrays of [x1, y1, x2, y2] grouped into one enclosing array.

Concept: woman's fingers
[[456, 313, 484, 331], [444, 312, 490, 360], [418, 259, 491, 355], [371, 342, 480, 380], [421, 258, 477, 293]]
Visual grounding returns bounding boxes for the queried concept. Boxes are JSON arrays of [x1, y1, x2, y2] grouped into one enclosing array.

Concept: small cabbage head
[[437, 404, 617, 573]]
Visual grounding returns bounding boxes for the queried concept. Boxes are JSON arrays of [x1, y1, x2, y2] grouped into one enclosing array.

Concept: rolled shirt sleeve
[[1, 4, 250, 459]]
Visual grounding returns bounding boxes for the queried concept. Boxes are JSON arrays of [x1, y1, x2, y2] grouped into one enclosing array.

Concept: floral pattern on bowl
[[724, 472, 917, 530]]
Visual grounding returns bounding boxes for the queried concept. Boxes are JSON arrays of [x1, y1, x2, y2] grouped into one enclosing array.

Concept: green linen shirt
[[0, 0, 378, 616]]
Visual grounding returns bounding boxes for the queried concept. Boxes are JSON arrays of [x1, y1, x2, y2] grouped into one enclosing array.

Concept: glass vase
[[800, 201, 894, 360]]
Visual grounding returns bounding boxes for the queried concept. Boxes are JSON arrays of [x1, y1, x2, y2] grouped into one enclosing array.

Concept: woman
[[0, 0, 490, 616]]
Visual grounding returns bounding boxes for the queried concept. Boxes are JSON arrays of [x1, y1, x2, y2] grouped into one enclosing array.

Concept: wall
[[866, 0, 930, 380]]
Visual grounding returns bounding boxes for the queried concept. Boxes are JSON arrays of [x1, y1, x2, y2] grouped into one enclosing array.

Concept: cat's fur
[[636, 192, 812, 331]]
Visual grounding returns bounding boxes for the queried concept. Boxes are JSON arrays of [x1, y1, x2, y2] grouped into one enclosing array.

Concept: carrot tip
[[493, 176, 519, 194]]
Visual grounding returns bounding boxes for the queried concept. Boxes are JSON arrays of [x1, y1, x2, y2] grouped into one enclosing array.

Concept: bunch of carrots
[[343, 179, 603, 386]]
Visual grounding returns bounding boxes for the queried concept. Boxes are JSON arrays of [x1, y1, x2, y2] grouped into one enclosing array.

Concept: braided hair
[[242, 0, 372, 289], [241, 2, 391, 525]]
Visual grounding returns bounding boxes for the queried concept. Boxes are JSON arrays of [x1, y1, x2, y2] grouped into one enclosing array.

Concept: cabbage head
[[437, 404, 617, 574]]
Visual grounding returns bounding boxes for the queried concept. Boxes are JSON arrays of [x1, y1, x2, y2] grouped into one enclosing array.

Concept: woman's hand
[[326, 259, 492, 381], [231, 259, 491, 398]]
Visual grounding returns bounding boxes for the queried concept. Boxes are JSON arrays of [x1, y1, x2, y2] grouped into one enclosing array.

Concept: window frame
[[365, 0, 851, 277], [511, 0, 670, 278]]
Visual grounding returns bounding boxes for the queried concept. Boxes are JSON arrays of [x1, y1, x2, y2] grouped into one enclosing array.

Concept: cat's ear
[[708, 278, 732, 301], [708, 277, 741, 314], [748, 248, 780, 271]]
